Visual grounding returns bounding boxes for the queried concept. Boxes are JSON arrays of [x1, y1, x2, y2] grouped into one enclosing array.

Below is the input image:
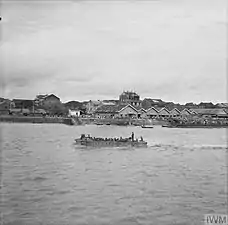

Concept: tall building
[[34, 94, 61, 107], [119, 91, 141, 107]]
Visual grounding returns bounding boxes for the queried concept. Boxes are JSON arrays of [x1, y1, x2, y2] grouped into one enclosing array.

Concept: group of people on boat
[[80, 132, 144, 142]]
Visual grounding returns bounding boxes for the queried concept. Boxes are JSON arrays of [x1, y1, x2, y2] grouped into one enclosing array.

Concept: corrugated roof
[[180, 108, 193, 115], [13, 99, 34, 102], [170, 108, 180, 114], [154, 107, 162, 111], [117, 104, 138, 112], [134, 105, 142, 110], [216, 103, 228, 108], [95, 105, 121, 113], [164, 105, 174, 111], [188, 109, 197, 114], [158, 108, 170, 114], [191, 108, 228, 115], [36, 94, 60, 100], [44, 94, 60, 100], [95, 104, 146, 113], [147, 107, 159, 113], [138, 108, 147, 113]]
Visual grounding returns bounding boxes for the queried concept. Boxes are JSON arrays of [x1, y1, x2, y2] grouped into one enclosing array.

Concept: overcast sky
[[0, 0, 226, 104]]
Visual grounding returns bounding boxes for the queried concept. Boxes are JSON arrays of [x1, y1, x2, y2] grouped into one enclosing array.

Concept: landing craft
[[74, 133, 147, 148]]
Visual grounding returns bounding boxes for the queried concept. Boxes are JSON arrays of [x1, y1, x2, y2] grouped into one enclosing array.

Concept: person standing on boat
[[131, 132, 134, 141]]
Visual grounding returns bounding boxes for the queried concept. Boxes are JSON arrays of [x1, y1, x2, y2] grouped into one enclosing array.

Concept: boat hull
[[141, 125, 153, 128], [75, 139, 147, 148]]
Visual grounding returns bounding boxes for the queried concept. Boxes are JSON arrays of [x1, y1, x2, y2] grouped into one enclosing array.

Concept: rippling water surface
[[1, 123, 227, 225]]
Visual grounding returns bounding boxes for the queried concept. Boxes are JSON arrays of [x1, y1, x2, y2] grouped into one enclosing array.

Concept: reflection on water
[[1, 123, 227, 225]]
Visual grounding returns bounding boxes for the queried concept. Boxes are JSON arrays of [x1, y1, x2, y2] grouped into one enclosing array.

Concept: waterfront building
[[118, 104, 138, 118], [94, 104, 140, 119], [158, 108, 170, 118], [94, 105, 120, 118], [64, 101, 87, 115], [12, 99, 34, 109], [68, 109, 81, 117], [138, 108, 147, 119], [169, 108, 181, 118], [9, 108, 30, 116], [119, 91, 141, 107], [215, 103, 228, 108], [35, 94, 61, 107], [0, 100, 12, 115], [146, 107, 159, 119], [191, 108, 228, 118], [64, 101, 83, 110], [198, 102, 216, 109], [141, 98, 164, 109], [34, 94, 67, 116], [180, 108, 193, 118]]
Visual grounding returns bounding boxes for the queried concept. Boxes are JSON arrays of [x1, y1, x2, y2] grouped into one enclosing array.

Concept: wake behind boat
[[75, 132, 147, 148]]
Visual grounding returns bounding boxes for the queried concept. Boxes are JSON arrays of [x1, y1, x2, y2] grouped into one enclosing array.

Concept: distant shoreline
[[2, 116, 227, 128], [0, 115, 169, 126], [0, 115, 74, 125]]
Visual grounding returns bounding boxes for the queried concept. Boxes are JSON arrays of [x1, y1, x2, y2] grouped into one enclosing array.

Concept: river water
[[1, 123, 227, 225]]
